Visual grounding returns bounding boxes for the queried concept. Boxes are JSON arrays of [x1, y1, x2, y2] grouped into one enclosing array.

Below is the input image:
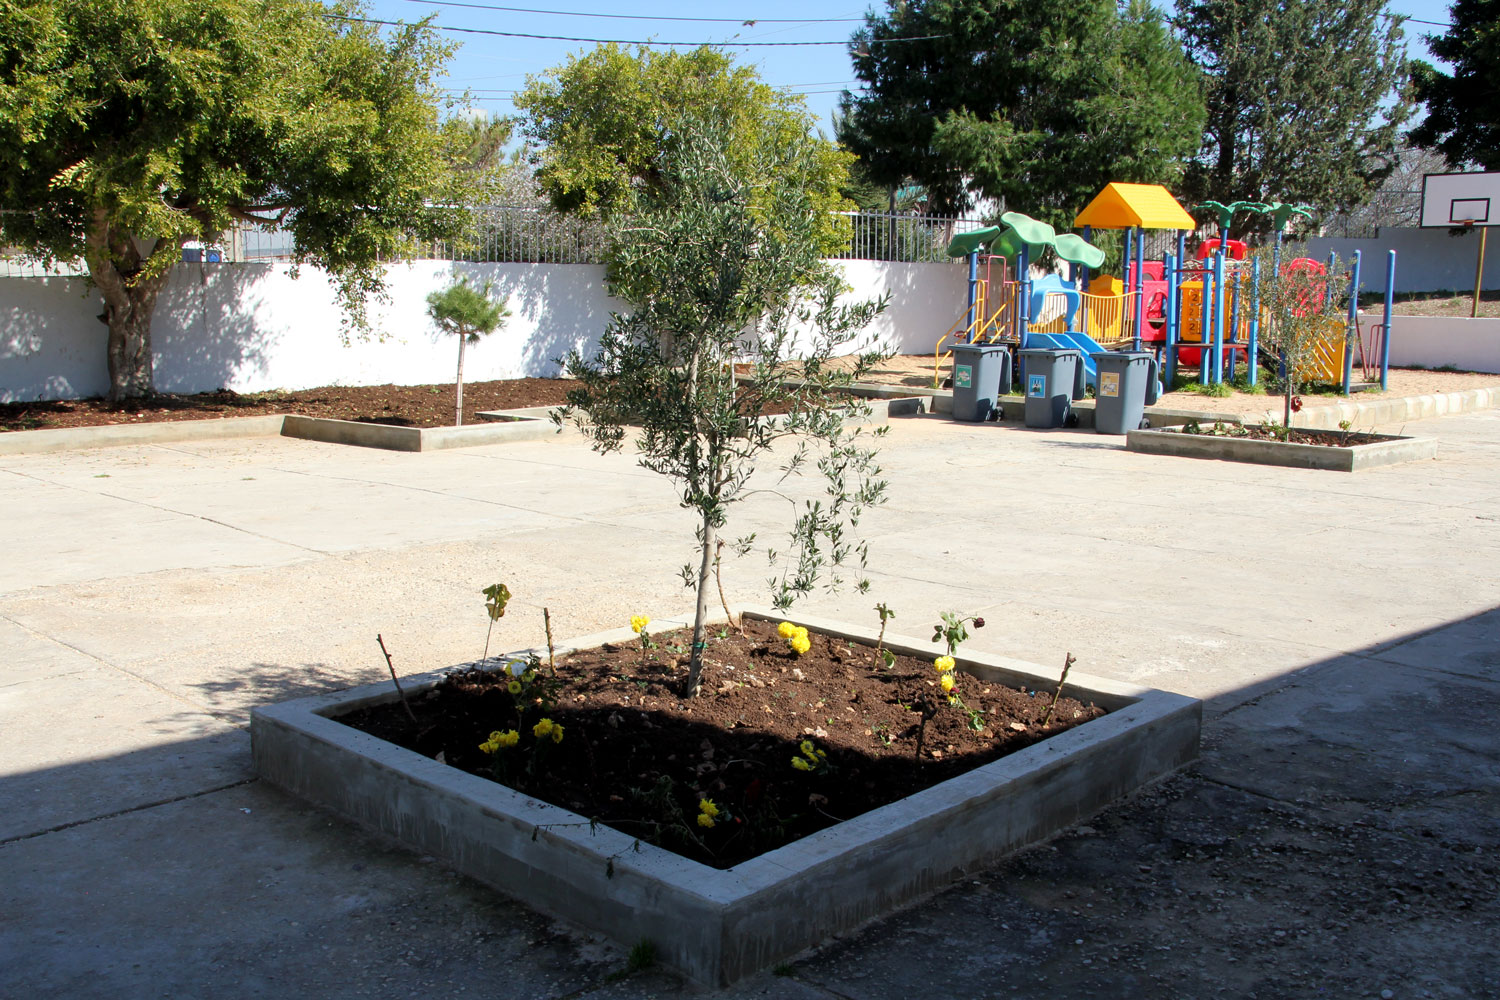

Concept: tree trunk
[[104, 297, 159, 401], [85, 214, 174, 401], [684, 510, 717, 698], [455, 333, 467, 427]]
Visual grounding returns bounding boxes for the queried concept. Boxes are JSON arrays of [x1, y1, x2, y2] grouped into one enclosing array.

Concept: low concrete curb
[[251, 606, 1200, 987], [280, 413, 557, 452], [0, 414, 287, 455], [1125, 426, 1439, 471], [1279, 385, 1500, 430]]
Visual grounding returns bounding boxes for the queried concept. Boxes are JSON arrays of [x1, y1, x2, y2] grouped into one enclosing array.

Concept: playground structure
[[934, 183, 1401, 398]]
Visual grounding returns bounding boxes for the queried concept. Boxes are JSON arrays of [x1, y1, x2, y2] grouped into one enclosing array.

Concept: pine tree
[[1410, 0, 1500, 169], [837, 0, 1204, 227], [1176, 0, 1412, 236]]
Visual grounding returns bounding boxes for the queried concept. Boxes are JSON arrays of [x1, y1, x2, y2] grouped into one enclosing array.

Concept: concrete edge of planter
[[250, 605, 1200, 986], [1124, 426, 1439, 472], [279, 413, 558, 452], [0, 414, 288, 455]]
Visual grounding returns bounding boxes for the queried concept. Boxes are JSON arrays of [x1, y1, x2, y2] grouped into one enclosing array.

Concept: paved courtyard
[[2, 408, 1497, 998]]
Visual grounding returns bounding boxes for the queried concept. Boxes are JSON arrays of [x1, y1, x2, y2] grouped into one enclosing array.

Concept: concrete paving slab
[[1368, 606, 1500, 682]]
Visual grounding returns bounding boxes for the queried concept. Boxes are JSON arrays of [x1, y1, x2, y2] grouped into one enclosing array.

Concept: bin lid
[[1017, 347, 1082, 359], [1089, 351, 1156, 362]]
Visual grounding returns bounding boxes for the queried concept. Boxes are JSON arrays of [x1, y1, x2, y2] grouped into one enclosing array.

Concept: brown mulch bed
[[1178, 423, 1387, 446], [338, 617, 1105, 869], [0, 378, 577, 433]]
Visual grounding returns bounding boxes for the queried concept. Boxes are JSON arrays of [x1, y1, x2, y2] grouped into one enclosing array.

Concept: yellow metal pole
[[1474, 226, 1488, 319]]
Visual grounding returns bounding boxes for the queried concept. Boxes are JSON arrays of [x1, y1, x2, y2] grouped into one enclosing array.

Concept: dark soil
[[1178, 423, 1387, 446], [0, 378, 577, 432], [337, 618, 1105, 869]]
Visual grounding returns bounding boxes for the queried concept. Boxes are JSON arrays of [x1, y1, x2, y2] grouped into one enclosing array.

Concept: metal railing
[[828, 211, 986, 262]]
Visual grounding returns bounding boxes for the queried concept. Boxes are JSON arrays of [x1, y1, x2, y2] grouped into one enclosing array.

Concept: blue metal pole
[[1248, 257, 1261, 387], [1326, 250, 1338, 311], [1080, 225, 1093, 336], [1132, 227, 1146, 351], [1212, 251, 1227, 384], [1380, 250, 1396, 390], [1124, 227, 1135, 292], [966, 251, 979, 341], [1018, 244, 1031, 345], [1199, 262, 1212, 384], [1228, 264, 1242, 378], [1343, 250, 1362, 394], [1164, 252, 1179, 379]]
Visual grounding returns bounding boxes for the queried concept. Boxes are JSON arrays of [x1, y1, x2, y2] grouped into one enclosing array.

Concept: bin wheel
[[1064, 412, 1080, 429], [1139, 417, 1151, 429]]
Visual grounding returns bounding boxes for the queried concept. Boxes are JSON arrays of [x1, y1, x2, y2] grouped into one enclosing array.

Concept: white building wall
[[1305, 227, 1500, 294], [1385, 315, 1500, 374], [0, 259, 971, 402]]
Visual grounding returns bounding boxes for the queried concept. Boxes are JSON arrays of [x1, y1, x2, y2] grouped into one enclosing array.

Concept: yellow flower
[[497, 730, 519, 748], [789, 634, 811, 656], [777, 621, 798, 639], [507, 680, 522, 695], [630, 614, 651, 635], [697, 812, 716, 828], [791, 756, 812, 771], [940, 673, 955, 693], [549, 723, 564, 744], [799, 740, 816, 756], [699, 798, 720, 818], [934, 655, 955, 673], [533, 718, 555, 739]]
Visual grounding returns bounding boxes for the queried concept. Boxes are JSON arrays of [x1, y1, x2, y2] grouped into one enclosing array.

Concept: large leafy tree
[[0, 0, 472, 400], [1176, 0, 1412, 237], [515, 44, 853, 255], [836, 0, 1204, 227], [1410, 0, 1500, 169]]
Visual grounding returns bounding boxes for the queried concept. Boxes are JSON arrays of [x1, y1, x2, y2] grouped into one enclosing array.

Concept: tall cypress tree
[[1176, 0, 1412, 236], [1410, 0, 1500, 169], [837, 0, 1204, 227]]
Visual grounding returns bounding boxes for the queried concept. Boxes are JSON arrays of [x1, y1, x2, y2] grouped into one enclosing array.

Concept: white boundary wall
[[1385, 315, 1500, 374], [0, 259, 966, 402], [1306, 227, 1500, 294]]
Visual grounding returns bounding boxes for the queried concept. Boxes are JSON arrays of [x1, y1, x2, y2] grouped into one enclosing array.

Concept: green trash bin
[[1018, 348, 1083, 428], [1090, 351, 1160, 434], [949, 343, 1010, 422]]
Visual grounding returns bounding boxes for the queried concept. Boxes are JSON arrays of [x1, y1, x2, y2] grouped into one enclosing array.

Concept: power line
[[387, 0, 864, 23], [327, 13, 937, 46]]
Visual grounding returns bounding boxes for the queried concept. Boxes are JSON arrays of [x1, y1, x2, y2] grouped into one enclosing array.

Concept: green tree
[[555, 113, 888, 698], [1410, 0, 1500, 169], [0, 0, 472, 400], [1176, 0, 1412, 237], [837, 0, 1204, 227], [426, 279, 510, 426], [514, 44, 854, 256], [1254, 248, 1349, 426]]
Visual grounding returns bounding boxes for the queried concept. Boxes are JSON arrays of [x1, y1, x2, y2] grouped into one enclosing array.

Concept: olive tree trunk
[[455, 333, 467, 427], [684, 510, 717, 698]]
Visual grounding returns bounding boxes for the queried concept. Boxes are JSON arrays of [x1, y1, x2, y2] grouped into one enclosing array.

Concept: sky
[[360, 0, 1461, 137]]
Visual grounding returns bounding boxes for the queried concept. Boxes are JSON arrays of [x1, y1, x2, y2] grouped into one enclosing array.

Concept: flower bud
[[974, 617, 985, 628]]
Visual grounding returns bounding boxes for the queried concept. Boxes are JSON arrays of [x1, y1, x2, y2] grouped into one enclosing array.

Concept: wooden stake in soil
[[543, 607, 557, 675], [1040, 652, 1076, 728], [376, 633, 419, 725], [714, 539, 742, 635]]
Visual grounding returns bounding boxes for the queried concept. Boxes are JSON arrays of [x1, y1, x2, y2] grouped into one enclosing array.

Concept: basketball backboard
[[1421, 171, 1500, 227]]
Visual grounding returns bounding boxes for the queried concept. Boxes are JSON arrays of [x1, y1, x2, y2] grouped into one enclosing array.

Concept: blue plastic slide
[[1022, 329, 1109, 389]]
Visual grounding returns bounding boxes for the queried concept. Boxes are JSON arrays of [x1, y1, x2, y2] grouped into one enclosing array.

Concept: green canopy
[[944, 226, 1003, 257], [943, 212, 1102, 267], [1052, 233, 1106, 269]]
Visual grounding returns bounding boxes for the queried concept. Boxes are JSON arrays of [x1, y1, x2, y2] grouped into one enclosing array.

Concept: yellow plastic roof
[[1074, 183, 1195, 230]]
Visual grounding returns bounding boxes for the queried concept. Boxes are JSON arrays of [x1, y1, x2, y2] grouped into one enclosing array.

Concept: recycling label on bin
[[1027, 374, 1047, 397], [1100, 372, 1120, 398], [954, 364, 972, 389]]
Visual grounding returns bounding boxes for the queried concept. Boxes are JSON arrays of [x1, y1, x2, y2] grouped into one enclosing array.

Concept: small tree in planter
[[1254, 249, 1349, 428], [426, 279, 511, 426], [556, 112, 888, 697]]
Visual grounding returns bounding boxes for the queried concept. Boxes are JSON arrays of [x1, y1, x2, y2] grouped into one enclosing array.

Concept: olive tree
[[555, 111, 888, 698], [1254, 249, 1349, 426], [0, 0, 474, 400]]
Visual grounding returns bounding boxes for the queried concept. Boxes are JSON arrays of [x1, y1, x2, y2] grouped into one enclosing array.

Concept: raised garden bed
[[1127, 422, 1438, 471], [251, 607, 1199, 985]]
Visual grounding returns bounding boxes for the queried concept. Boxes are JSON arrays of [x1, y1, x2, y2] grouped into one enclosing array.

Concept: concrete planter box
[[250, 606, 1200, 986], [280, 410, 558, 452], [1126, 426, 1438, 471]]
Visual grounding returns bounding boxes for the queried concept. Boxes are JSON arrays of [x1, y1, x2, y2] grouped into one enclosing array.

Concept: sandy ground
[[850, 354, 1500, 420]]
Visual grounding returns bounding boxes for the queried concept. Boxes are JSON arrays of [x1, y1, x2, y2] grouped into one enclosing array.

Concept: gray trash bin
[[1090, 351, 1160, 434], [1018, 348, 1084, 428], [949, 343, 1010, 422]]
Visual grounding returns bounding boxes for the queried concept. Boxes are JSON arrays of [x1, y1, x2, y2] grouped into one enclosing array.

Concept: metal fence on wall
[[1, 208, 989, 274]]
